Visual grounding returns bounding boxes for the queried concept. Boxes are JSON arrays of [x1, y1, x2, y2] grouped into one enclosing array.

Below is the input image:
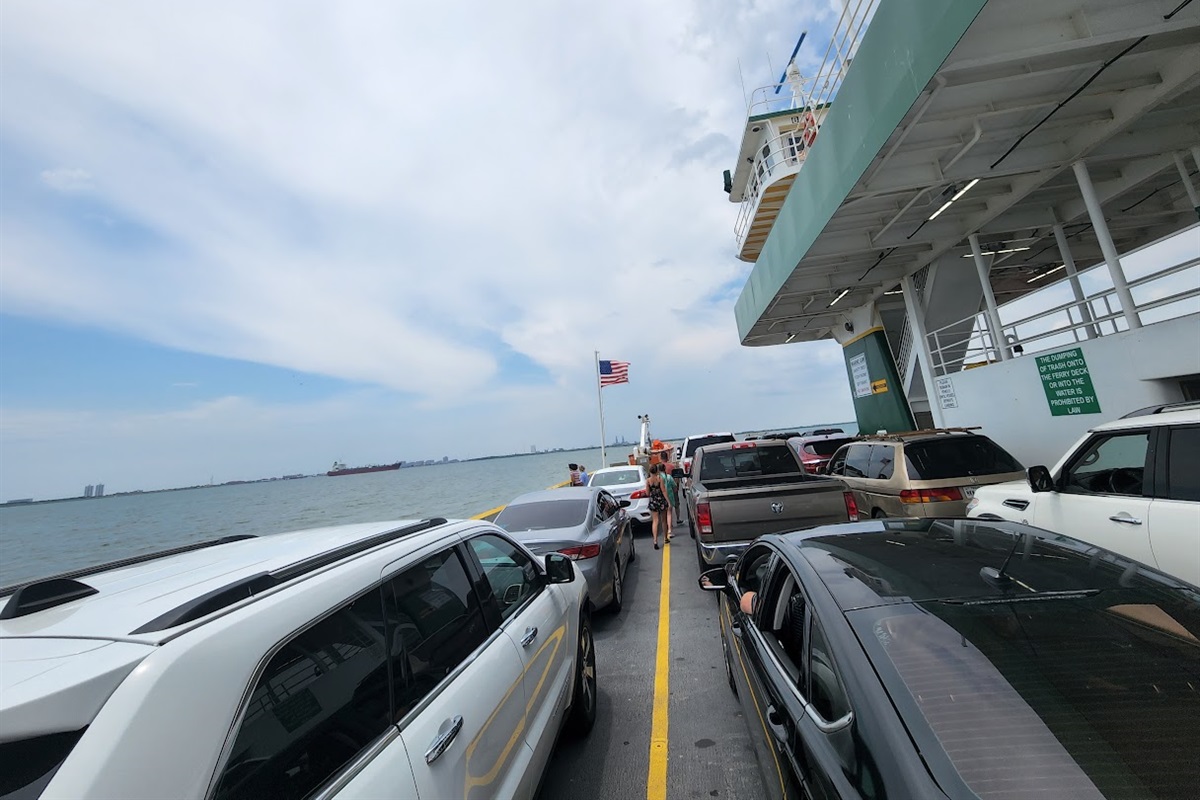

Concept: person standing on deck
[[568, 463, 583, 486], [661, 467, 678, 535], [578, 465, 590, 485], [646, 463, 670, 549]]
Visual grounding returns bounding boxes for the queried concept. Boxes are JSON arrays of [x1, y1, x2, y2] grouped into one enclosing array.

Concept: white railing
[[733, 0, 880, 253], [926, 254, 1200, 375]]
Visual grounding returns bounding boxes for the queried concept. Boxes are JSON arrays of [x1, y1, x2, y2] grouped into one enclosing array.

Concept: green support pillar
[[840, 326, 916, 434]]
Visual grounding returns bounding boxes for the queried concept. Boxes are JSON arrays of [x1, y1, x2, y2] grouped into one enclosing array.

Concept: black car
[[699, 518, 1200, 799]]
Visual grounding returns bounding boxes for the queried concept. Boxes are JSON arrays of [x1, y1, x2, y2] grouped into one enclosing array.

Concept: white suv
[[0, 518, 596, 799], [968, 404, 1200, 586]]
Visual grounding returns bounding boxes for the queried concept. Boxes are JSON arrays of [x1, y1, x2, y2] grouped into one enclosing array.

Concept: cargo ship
[[327, 461, 402, 477]]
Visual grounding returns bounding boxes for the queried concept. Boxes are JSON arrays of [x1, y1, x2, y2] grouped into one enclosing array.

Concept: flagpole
[[595, 351, 607, 467]]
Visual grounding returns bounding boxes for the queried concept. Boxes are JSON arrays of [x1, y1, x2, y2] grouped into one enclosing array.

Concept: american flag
[[599, 360, 630, 386]]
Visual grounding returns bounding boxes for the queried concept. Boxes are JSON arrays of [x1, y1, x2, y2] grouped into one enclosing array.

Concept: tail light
[[843, 492, 859, 521], [630, 489, 648, 499], [695, 502, 713, 538], [558, 543, 602, 560], [900, 487, 964, 504]]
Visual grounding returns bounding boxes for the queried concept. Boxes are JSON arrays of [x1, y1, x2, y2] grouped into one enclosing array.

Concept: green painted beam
[[734, 0, 989, 342]]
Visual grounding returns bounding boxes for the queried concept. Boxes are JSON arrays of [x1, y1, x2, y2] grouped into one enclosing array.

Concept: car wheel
[[567, 612, 597, 737], [872, 508, 887, 519], [722, 630, 738, 696], [628, 530, 636, 563], [688, 514, 696, 539], [608, 556, 624, 613]]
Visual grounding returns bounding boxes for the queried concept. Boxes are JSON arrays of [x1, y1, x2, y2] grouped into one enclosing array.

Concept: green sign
[[1036, 348, 1101, 416]]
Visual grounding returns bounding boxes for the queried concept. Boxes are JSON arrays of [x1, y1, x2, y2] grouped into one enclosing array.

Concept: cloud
[[39, 166, 93, 193]]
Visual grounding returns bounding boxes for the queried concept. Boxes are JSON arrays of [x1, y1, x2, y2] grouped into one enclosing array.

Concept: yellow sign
[[871, 379, 888, 394]]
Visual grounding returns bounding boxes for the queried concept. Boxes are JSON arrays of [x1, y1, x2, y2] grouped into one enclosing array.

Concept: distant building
[[95, 484, 105, 497], [442, 456, 449, 463], [84, 485, 94, 498], [531, 445, 537, 453]]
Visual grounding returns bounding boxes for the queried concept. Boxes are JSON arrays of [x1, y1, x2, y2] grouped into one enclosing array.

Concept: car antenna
[[980, 532, 1023, 589]]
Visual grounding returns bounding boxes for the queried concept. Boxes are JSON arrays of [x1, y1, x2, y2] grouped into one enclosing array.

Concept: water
[[0, 448, 609, 587]]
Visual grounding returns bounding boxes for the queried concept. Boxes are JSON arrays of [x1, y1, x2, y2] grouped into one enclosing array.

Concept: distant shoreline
[[2, 421, 854, 507]]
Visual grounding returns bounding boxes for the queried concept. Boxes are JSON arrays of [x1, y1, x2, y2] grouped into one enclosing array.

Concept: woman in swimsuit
[[646, 463, 670, 549]]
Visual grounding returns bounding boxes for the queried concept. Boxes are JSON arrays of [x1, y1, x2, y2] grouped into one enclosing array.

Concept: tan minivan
[[824, 430, 1024, 518]]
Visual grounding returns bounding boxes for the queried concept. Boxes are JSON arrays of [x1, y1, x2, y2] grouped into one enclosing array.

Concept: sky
[[1, 0, 864, 500]]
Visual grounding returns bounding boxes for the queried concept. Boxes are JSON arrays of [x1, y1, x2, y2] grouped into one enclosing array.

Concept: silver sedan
[[493, 486, 635, 612]]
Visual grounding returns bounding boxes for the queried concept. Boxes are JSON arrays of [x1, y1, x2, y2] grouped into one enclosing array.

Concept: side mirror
[[697, 567, 729, 591], [545, 553, 576, 584], [1028, 465, 1055, 493], [671, 468, 684, 479]]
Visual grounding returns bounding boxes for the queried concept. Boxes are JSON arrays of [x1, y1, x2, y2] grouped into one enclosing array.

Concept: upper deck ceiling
[[734, 0, 1200, 346]]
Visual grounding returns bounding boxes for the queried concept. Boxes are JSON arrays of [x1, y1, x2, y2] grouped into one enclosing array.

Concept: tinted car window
[[826, 447, 848, 476], [214, 588, 390, 800], [868, 444, 895, 480], [1063, 432, 1148, 496], [684, 435, 736, 458], [494, 499, 589, 531], [699, 445, 800, 480], [904, 436, 1023, 480], [843, 444, 872, 478], [589, 469, 642, 487], [384, 549, 489, 720], [1166, 426, 1200, 501], [808, 619, 849, 722], [469, 534, 541, 622], [856, 586, 1200, 799]]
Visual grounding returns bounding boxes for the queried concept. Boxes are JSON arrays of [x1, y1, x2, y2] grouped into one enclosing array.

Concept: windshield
[[904, 436, 1022, 480], [493, 499, 589, 532], [588, 469, 642, 488], [685, 435, 735, 458], [699, 445, 800, 480], [853, 587, 1200, 799]]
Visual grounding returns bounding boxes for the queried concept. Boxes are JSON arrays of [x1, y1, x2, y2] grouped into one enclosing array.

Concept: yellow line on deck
[[647, 542, 671, 800]]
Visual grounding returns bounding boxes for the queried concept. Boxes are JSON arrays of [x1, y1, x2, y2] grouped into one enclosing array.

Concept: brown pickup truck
[[686, 439, 857, 571]]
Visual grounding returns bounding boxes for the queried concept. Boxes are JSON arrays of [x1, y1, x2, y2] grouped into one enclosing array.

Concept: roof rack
[[0, 535, 260, 599], [0, 578, 99, 620], [860, 426, 982, 441], [1119, 400, 1200, 418], [130, 518, 447, 635]]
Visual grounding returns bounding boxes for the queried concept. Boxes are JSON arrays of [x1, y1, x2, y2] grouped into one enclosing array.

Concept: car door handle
[[520, 626, 538, 647], [424, 715, 464, 764], [1109, 513, 1142, 525], [766, 705, 789, 743]]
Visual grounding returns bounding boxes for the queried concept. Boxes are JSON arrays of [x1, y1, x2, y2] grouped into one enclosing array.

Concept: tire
[[567, 612, 598, 737], [628, 529, 636, 564], [608, 556, 624, 613], [696, 540, 709, 575], [688, 514, 696, 539], [872, 508, 887, 519]]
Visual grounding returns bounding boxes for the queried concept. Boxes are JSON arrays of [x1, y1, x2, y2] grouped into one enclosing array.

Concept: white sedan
[[967, 404, 1200, 586]]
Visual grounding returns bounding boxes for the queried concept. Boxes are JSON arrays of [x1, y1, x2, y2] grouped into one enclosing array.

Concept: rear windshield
[[804, 437, 854, 457], [699, 445, 800, 480], [854, 587, 1200, 799], [904, 436, 1022, 480], [493, 499, 589, 532], [684, 435, 735, 458], [0, 729, 86, 800], [588, 470, 642, 488]]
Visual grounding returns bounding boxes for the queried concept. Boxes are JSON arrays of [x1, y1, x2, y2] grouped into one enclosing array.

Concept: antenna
[[774, 31, 808, 94]]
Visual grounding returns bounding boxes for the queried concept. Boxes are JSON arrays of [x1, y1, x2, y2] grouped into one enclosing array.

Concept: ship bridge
[[732, 0, 1200, 464]]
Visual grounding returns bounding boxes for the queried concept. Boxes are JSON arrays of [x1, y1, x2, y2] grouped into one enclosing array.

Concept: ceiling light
[[949, 178, 979, 202], [828, 288, 850, 307], [928, 177, 980, 221], [1027, 264, 1066, 283], [785, 332, 797, 343], [962, 246, 1032, 258], [884, 290, 903, 295]]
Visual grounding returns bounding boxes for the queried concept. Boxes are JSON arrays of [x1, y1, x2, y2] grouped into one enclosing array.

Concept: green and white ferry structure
[[728, 0, 1200, 469]]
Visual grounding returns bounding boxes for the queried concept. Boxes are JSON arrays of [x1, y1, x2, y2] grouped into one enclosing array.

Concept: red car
[[787, 433, 857, 474]]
